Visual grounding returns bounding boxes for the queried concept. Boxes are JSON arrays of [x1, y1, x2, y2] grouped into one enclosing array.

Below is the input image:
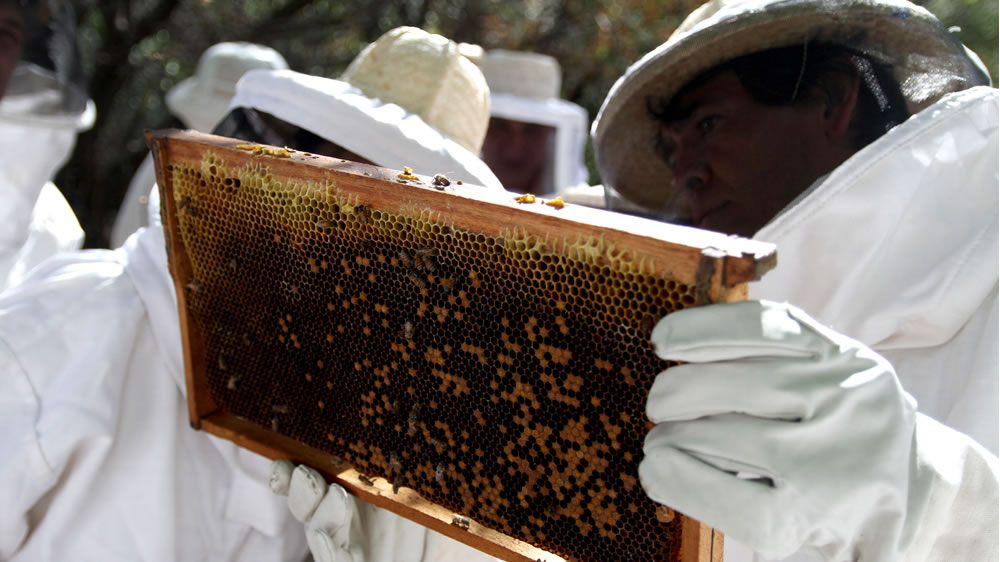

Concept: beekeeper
[[589, 0, 998, 560], [109, 41, 289, 247], [469, 48, 589, 198], [272, 2, 999, 559], [0, 0, 94, 290], [0, 26, 504, 561]]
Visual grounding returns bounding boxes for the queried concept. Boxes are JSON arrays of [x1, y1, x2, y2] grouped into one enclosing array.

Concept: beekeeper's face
[[655, 70, 839, 238]]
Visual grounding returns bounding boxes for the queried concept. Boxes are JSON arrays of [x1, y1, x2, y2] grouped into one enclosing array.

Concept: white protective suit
[[0, 114, 85, 291], [718, 85, 999, 562], [0, 66, 505, 562]]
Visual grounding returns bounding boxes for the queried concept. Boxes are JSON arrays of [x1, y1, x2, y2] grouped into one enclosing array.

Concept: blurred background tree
[[60, 0, 999, 248]]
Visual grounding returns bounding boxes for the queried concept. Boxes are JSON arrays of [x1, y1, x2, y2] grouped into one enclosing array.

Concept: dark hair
[[212, 106, 331, 154], [650, 43, 910, 151]]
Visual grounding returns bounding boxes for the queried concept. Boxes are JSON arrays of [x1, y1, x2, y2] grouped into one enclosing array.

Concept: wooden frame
[[147, 129, 775, 562]]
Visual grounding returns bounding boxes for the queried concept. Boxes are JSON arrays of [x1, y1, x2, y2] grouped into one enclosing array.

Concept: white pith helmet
[[167, 42, 289, 132]]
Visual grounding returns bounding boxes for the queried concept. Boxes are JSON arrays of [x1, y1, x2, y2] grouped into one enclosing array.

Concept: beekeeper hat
[[227, 28, 501, 190], [477, 49, 590, 193], [340, 26, 492, 155], [167, 42, 288, 132], [592, 0, 992, 213]]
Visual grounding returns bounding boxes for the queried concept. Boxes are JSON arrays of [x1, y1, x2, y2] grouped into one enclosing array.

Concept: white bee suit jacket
[[0, 200, 311, 560], [0, 118, 84, 291], [723, 86, 999, 562]]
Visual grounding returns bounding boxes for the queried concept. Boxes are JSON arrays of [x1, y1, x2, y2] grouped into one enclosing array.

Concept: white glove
[[270, 460, 357, 562], [640, 300, 926, 561]]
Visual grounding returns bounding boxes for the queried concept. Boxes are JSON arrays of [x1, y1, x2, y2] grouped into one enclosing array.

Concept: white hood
[[0, 116, 83, 290], [229, 69, 503, 190], [751, 86, 998, 352]]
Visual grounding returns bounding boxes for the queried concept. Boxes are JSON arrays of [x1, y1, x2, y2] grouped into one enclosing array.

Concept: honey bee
[[407, 403, 423, 435], [358, 474, 375, 487], [432, 174, 450, 189], [414, 248, 438, 273], [451, 515, 471, 529], [272, 404, 289, 414], [270, 417, 280, 432], [356, 205, 370, 225], [186, 279, 203, 294], [402, 320, 414, 341], [407, 271, 427, 289], [226, 375, 240, 390], [397, 250, 414, 269], [434, 462, 446, 482], [389, 451, 402, 473], [440, 274, 459, 293]]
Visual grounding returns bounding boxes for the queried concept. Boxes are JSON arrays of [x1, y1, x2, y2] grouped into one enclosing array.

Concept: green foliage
[[58, 0, 998, 247]]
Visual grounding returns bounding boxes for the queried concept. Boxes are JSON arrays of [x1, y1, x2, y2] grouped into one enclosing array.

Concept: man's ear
[[817, 69, 860, 141]]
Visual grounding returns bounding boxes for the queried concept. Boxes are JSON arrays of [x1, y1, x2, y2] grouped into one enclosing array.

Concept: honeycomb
[[153, 132, 772, 562]]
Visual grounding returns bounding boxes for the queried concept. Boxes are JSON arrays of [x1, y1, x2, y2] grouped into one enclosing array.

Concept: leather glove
[[639, 300, 926, 561], [270, 460, 357, 562]]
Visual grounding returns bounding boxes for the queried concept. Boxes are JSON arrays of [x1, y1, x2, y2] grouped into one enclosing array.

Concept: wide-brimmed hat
[[592, 0, 992, 214], [476, 49, 591, 193], [341, 26, 491, 156], [167, 42, 288, 132], [228, 68, 502, 190]]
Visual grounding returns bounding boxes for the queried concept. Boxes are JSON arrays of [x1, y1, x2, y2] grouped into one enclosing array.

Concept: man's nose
[[670, 137, 709, 193]]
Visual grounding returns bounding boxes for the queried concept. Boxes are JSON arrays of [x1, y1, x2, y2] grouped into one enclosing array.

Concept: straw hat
[[341, 26, 491, 155], [592, 0, 992, 213], [476, 49, 590, 194], [228, 68, 502, 190], [167, 42, 288, 132]]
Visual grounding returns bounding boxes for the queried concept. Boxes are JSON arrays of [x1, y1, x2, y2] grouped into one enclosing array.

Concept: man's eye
[[697, 115, 719, 134]]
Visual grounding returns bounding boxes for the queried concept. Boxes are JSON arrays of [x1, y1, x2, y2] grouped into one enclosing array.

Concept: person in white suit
[[0, 26, 506, 561], [0, 0, 94, 290], [272, 3, 999, 560], [109, 41, 289, 248], [589, 0, 998, 560], [468, 48, 590, 199]]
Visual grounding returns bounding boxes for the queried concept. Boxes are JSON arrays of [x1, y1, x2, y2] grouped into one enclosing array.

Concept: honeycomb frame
[[147, 129, 777, 562]]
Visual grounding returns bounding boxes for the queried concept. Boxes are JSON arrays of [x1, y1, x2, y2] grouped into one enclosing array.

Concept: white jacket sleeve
[[904, 415, 999, 561]]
